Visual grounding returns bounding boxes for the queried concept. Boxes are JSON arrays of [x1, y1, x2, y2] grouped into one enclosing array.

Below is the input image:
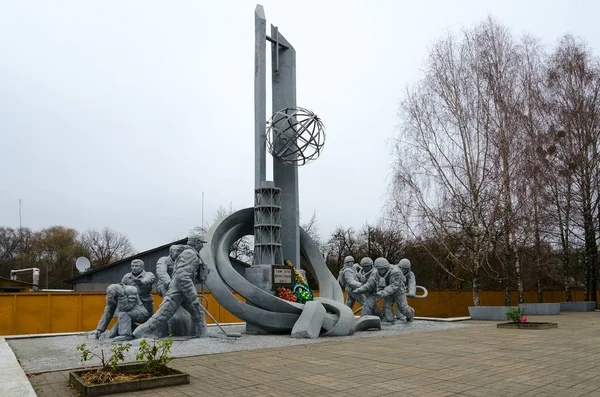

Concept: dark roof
[[65, 238, 251, 284], [0, 276, 36, 287], [65, 238, 187, 283]]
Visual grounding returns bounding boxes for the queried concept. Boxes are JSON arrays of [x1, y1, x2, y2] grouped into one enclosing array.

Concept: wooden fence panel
[[49, 294, 80, 333], [14, 294, 48, 335], [0, 295, 15, 335]]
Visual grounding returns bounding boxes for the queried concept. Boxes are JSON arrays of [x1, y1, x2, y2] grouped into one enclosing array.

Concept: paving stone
[[10, 312, 600, 396]]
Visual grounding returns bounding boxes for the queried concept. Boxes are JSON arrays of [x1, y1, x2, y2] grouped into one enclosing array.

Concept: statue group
[[95, 232, 210, 341], [338, 256, 419, 324], [95, 232, 425, 341]]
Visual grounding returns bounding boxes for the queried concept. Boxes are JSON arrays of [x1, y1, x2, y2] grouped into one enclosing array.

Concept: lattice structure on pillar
[[253, 181, 283, 266]]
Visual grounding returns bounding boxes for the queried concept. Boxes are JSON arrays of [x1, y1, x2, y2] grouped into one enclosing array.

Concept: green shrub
[[136, 337, 174, 375], [76, 342, 131, 372], [76, 337, 175, 381], [505, 307, 524, 323]]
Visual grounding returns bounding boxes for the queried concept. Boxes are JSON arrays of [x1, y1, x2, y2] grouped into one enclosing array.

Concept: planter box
[[69, 363, 189, 397], [518, 303, 560, 315], [560, 301, 597, 312], [497, 322, 558, 330], [468, 306, 515, 321]]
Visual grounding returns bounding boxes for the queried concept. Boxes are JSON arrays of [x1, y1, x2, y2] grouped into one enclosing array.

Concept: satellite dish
[[75, 257, 91, 273]]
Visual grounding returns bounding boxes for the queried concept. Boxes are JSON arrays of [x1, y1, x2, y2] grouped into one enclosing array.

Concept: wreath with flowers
[[275, 260, 314, 304]]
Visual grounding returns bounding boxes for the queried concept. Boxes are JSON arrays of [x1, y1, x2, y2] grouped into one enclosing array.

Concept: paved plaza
[[26, 312, 600, 396]]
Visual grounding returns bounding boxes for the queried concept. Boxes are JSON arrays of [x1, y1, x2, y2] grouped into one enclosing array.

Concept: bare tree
[[475, 18, 530, 304], [301, 210, 321, 248], [323, 226, 362, 276], [389, 22, 505, 305], [33, 226, 88, 288], [360, 221, 406, 264], [0, 227, 21, 277], [515, 35, 552, 302], [388, 16, 579, 305], [546, 34, 600, 302], [194, 203, 254, 264], [80, 227, 135, 267], [543, 127, 578, 301]]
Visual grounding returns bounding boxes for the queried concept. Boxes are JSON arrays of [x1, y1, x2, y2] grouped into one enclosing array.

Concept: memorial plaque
[[272, 265, 294, 288]]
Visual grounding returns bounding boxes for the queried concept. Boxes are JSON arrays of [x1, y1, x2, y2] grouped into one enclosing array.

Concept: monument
[[95, 5, 382, 340], [197, 5, 379, 337]]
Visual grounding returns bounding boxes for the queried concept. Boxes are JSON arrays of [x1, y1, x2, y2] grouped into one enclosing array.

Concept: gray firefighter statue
[[395, 258, 416, 320], [352, 257, 384, 318], [121, 259, 155, 315], [155, 244, 194, 336], [133, 232, 209, 339], [359, 257, 375, 282], [354, 257, 414, 324], [156, 245, 184, 296], [95, 283, 150, 341], [356, 256, 381, 317], [338, 256, 365, 310]]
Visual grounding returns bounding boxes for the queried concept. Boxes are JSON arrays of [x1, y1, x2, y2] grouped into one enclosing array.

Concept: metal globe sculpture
[[266, 107, 325, 166]]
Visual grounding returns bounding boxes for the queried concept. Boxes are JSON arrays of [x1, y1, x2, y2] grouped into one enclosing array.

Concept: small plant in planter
[[76, 342, 132, 384], [497, 307, 557, 330], [70, 337, 189, 397], [136, 337, 174, 376], [505, 307, 526, 323]]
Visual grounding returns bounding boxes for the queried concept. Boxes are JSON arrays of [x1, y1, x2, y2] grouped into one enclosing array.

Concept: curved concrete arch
[[212, 210, 303, 314], [201, 207, 349, 333], [201, 209, 299, 332], [299, 228, 344, 303], [316, 297, 356, 336]]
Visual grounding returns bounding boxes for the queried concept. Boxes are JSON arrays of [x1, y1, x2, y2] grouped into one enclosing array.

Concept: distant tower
[[200, 5, 337, 336], [249, 4, 325, 293], [252, 4, 295, 278]]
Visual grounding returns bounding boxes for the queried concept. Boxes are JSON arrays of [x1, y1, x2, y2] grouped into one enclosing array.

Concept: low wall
[[0, 289, 595, 336], [0, 291, 244, 336], [346, 289, 593, 318]]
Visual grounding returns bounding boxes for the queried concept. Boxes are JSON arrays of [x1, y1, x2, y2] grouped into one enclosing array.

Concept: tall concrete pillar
[[271, 26, 300, 270], [254, 5, 267, 189]]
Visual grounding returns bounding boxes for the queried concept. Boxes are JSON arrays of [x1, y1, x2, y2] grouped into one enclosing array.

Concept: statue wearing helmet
[[359, 257, 375, 283], [395, 258, 416, 321], [133, 232, 210, 339], [354, 257, 414, 323], [397, 259, 416, 297], [337, 256, 365, 309]]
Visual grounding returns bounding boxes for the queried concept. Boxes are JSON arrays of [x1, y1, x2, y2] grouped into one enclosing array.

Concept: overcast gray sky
[[0, 0, 597, 252]]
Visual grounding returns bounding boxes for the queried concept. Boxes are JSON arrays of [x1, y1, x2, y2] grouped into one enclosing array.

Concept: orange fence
[[0, 291, 244, 336], [0, 289, 595, 336]]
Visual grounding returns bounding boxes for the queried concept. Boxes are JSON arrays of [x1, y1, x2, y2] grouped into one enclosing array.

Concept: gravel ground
[[8, 320, 474, 374]]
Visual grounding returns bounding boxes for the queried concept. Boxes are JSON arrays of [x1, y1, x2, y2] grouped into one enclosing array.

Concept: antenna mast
[[19, 199, 22, 268]]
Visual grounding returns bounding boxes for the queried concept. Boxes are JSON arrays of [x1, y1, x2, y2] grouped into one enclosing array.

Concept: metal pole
[[19, 199, 22, 269]]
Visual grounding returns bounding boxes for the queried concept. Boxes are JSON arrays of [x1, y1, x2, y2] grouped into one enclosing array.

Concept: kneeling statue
[[95, 283, 150, 341]]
